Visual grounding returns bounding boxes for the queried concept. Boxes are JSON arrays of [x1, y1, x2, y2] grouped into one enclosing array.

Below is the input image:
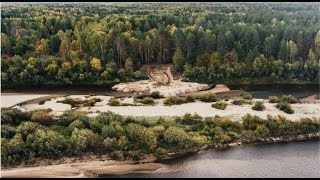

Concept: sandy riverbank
[[1, 93, 60, 108], [16, 94, 320, 121], [1, 158, 164, 178]]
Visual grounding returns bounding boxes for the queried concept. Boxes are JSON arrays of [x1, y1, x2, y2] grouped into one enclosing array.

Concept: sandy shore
[[1, 158, 164, 178], [16, 95, 320, 121], [1, 93, 59, 108], [2, 93, 319, 121]]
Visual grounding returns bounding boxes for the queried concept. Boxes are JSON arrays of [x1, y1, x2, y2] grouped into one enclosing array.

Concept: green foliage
[[127, 150, 145, 161], [108, 98, 121, 106], [70, 128, 102, 155], [268, 96, 280, 103], [1, 125, 16, 138], [2, 108, 319, 167], [232, 99, 253, 105], [276, 102, 294, 114], [150, 91, 164, 99], [163, 96, 186, 106], [163, 127, 189, 147], [136, 97, 155, 105], [1, 108, 30, 125], [242, 94, 253, 100], [57, 98, 101, 107], [251, 101, 266, 111], [212, 101, 228, 110], [186, 96, 195, 103], [26, 129, 69, 158], [29, 109, 53, 125], [134, 70, 148, 80], [280, 95, 298, 104], [194, 93, 217, 102], [68, 120, 86, 130], [232, 99, 245, 105], [254, 125, 269, 137], [154, 147, 168, 159], [1, 3, 319, 87]]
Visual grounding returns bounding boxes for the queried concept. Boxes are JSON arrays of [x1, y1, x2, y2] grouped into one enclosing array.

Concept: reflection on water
[[228, 84, 319, 99], [104, 141, 320, 178]]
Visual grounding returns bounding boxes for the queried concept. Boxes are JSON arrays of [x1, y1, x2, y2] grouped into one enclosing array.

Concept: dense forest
[[1, 2, 320, 87]]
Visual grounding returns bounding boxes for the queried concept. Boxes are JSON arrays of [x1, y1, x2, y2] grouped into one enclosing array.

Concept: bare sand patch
[[1, 93, 57, 108], [1, 159, 164, 178]]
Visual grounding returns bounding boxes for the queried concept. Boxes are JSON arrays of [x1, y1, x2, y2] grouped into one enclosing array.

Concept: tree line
[[1, 2, 320, 86]]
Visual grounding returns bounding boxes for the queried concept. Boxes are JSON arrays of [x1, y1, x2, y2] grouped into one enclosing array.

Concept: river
[[100, 140, 320, 178]]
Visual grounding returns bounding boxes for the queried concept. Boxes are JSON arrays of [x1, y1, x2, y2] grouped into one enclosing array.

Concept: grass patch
[[268, 96, 280, 103], [108, 98, 121, 106], [232, 99, 253, 105], [164, 96, 186, 106], [58, 97, 101, 107], [280, 95, 297, 104], [251, 101, 266, 111], [150, 91, 164, 99], [212, 101, 228, 110], [242, 94, 253, 100], [276, 102, 294, 114], [193, 92, 218, 102], [135, 97, 156, 105]]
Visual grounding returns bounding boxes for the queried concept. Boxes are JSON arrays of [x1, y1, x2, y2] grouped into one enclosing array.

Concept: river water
[[103, 140, 320, 178]]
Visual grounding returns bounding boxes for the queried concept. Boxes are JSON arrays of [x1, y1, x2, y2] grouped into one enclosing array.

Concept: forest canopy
[[1, 2, 319, 86]]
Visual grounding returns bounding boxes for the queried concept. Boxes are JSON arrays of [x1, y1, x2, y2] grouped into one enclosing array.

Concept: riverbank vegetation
[[57, 97, 102, 108], [1, 108, 319, 168], [276, 102, 294, 114], [212, 101, 228, 110], [1, 3, 319, 87], [252, 101, 266, 111]]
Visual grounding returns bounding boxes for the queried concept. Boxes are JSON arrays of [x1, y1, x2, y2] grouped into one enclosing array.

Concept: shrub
[[154, 147, 168, 159], [280, 95, 297, 104], [108, 98, 121, 106], [276, 102, 294, 114], [57, 98, 79, 107], [1, 108, 30, 125], [82, 99, 96, 107], [163, 96, 185, 106], [128, 150, 145, 161], [68, 120, 86, 130], [252, 101, 266, 111], [232, 99, 244, 105], [49, 125, 72, 137], [212, 101, 228, 110], [186, 96, 195, 102], [254, 125, 269, 137], [150, 91, 163, 99], [232, 99, 252, 105], [268, 96, 280, 103], [111, 150, 125, 160], [58, 98, 100, 107], [163, 127, 189, 147], [30, 109, 53, 125], [194, 93, 217, 102], [1, 125, 16, 138], [137, 97, 155, 105], [88, 119, 103, 133], [103, 137, 116, 150], [242, 94, 253, 100]]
